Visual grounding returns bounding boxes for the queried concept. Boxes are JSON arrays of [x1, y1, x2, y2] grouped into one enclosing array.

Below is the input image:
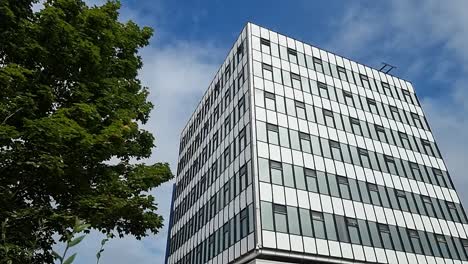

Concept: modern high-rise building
[[165, 23, 468, 264]]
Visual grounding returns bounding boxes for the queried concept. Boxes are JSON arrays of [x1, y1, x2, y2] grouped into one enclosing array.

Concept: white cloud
[[65, 40, 223, 264], [328, 0, 468, 205]]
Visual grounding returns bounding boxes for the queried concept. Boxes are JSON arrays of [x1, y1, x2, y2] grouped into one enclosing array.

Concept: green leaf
[[74, 223, 91, 233], [63, 253, 77, 264], [68, 235, 86, 247], [101, 238, 109, 246], [52, 250, 63, 260]]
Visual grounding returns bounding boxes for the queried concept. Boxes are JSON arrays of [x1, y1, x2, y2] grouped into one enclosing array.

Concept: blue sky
[[46, 0, 468, 263]]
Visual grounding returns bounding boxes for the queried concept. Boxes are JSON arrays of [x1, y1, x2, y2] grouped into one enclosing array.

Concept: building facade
[[166, 23, 468, 264]]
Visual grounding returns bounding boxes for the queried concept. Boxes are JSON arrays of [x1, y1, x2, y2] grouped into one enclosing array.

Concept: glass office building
[[166, 23, 468, 264]]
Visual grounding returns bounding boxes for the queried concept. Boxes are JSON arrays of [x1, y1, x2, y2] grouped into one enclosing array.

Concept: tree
[[0, 0, 173, 263]]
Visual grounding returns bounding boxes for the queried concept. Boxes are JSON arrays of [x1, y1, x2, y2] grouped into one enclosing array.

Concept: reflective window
[[448, 202, 461, 223], [324, 110, 335, 128], [270, 160, 283, 185], [360, 74, 370, 89], [368, 183, 381, 206], [312, 211, 326, 239], [317, 171, 329, 195], [288, 48, 298, 64], [262, 63, 273, 81], [318, 82, 329, 99], [300, 208, 313, 237], [279, 127, 290, 148], [358, 220, 372, 246], [305, 169, 318, 193], [273, 204, 288, 233], [299, 132, 312, 153], [266, 123, 279, 145], [422, 195, 435, 217], [350, 117, 362, 136], [337, 66, 348, 81], [375, 125, 387, 143], [385, 155, 398, 175], [283, 163, 294, 188], [343, 91, 354, 107], [421, 139, 434, 156], [335, 216, 349, 243], [291, 73, 302, 90], [347, 218, 361, 244], [295, 101, 307, 120], [258, 158, 270, 182], [396, 190, 409, 212], [264, 91, 276, 111], [240, 208, 248, 238], [390, 106, 402, 122], [330, 140, 343, 161], [382, 82, 393, 97], [337, 176, 351, 199], [287, 206, 301, 235], [358, 148, 371, 168], [402, 89, 414, 104], [436, 235, 451, 259], [367, 99, 379, 115], [313, 57, 323, 73], [294, 165, 306, 190], [261, 202, 274, 231], [260, 38, 271, 54]]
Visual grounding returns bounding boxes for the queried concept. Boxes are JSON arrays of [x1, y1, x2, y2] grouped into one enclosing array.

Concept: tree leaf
[[63, 253, 77, 264], [74, 224, 90, 233], [52, 250, 63, 260], [68, 235, 86, 247], [101, 238, 109, 246]]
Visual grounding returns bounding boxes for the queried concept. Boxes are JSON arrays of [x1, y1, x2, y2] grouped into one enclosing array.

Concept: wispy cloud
[[328, 0, 468, 204]]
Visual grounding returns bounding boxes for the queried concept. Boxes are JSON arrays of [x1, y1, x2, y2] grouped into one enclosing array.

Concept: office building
[[166, 23, 468, 264]]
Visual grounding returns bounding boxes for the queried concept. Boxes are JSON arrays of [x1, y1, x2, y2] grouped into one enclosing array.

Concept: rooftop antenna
[[379, 62, 396, 74]]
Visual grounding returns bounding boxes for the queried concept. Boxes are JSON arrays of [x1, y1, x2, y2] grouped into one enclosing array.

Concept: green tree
[[0, 0, 173, 263]]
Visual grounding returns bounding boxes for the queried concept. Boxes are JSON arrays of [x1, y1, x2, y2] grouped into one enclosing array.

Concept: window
[[436, 235, 451, 258], [287, 48, 298, 64], [267, 123, 279, 145], [421, 139, 434, 156], [337, 176, 351, 199], [367, 99, 379, 115], [224, 64, 231, 81], [337, 66, 348, 81], [262, 63, 273, 81], [368, 183, 381, 206], [385, 155, 398, 175], [260, 38, 271, 54], [311, 211, 326, 239], [239, 165, 247, 191], [224, 115, 231, 136], [224, 146, 231, 169], [305, 169, 318, 192], [343, 91, 354, 107], [223, 223, 230, 250], [318, 82, 329, 99], [382, 82, 393, 97], [240, 208, 248, 238], [270, 160, 283, 185], [390, 106, 402, 122], [239, 127, 246, 152], [287, 207, 301, 235], [223, 182, 230, 206], [236, 43, 243, 63], [447, 202, 461, 222], [402, 90, 414, 104], [360, 74, 370, 89], [291, 73, 301, 90], [273, 204, 288, 233], [399, 132, 411, 150], [324, 110, 335, 128], [261, 202, 274, 231], [350, 118, 362, 136], [347, 218, 361, 244], [330, 140, 342, 161], [299, 132, 312, 153], [396, 190, 409, 212], [422, 196, 435, 217], [313, 57, 323, 73], [300, 208, 313, 237], [295, 101, 307, 119], [238, 96, 246, 117], [375, 125, 388, 143], [378, 224, 393, 249], [264, 91, 276, 111], [358, 148, 371, 168]]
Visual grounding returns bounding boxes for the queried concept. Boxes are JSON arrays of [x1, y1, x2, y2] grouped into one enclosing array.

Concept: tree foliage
[[0, 0, 173, 262]]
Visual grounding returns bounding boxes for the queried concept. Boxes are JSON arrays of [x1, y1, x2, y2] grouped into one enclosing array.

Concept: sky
[[43, 0, 468, 263]]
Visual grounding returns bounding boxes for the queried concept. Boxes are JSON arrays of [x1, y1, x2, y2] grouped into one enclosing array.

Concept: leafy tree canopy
[[0, 0, 173, 262]]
